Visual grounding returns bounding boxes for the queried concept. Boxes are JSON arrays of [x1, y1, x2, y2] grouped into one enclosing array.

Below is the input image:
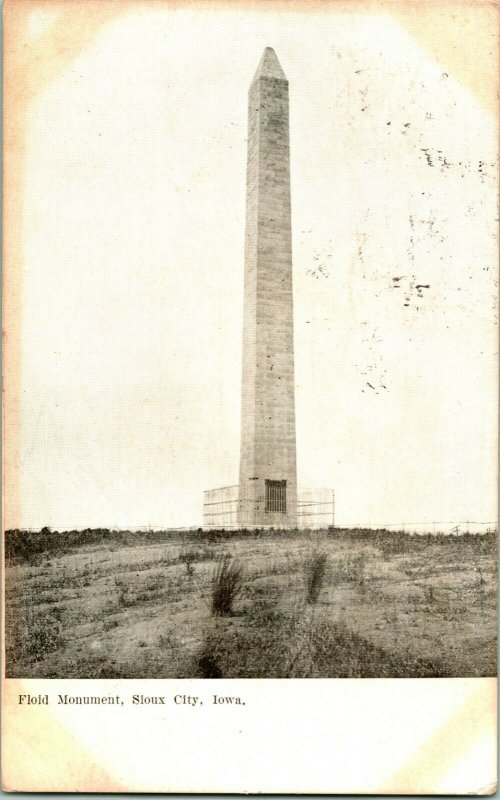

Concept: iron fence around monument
[[202, 485, 335, 530], [297, 488, 335, 528], [202, 485, 240, 529]]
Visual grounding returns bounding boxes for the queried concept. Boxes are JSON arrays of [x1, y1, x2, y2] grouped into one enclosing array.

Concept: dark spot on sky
[[420, 149, 433, 167]]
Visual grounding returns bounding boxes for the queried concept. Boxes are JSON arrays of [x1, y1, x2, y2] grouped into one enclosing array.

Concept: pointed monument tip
[[252, 47, 287, 82]]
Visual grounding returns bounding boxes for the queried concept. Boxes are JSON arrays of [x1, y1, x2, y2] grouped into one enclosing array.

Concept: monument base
[[203, 485, 334, 531]]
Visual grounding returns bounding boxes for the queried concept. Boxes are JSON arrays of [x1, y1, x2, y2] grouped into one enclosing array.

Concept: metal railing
[[202, 485, 335, 530]]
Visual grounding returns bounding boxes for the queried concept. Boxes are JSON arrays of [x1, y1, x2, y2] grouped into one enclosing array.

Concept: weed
[[211, 555, 244, 616], [473, 565, 487, 610], [305, 552, 328, 603]]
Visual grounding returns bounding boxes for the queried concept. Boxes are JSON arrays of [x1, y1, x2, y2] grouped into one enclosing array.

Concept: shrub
[[211, 555, 243, 616], [305, 552, 328, 603]]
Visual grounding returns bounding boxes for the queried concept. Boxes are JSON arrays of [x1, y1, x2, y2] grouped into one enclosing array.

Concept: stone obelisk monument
[[238, 48, 297, 528]]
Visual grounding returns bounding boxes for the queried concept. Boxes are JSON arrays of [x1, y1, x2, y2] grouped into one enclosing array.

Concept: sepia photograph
[[3, 0, 498, 792], [4, 0, 498, 686]]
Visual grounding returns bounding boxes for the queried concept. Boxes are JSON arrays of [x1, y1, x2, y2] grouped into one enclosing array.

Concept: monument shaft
[[238, 48, 297, 527]]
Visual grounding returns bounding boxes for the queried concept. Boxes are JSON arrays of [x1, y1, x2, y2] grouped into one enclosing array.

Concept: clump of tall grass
[[211, 555, 243, 616], [305, 552, 328, 603]]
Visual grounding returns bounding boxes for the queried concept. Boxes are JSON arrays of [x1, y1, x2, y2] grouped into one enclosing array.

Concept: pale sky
[[16, 3, 498, 530]]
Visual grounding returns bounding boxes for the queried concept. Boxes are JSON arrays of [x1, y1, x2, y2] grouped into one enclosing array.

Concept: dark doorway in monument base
[[265, 479, 287, 514]]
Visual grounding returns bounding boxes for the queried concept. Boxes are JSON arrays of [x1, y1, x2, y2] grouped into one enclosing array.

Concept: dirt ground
[[4, 528, 497, 678]]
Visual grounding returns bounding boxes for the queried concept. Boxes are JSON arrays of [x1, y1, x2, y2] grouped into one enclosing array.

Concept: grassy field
[[4, 527, 497, 678]]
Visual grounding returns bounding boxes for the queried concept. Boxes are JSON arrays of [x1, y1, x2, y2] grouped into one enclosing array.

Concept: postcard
[[2, 0, 498, 792]]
